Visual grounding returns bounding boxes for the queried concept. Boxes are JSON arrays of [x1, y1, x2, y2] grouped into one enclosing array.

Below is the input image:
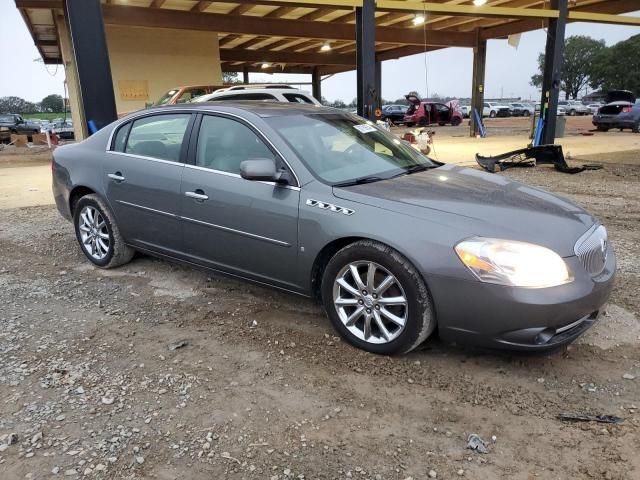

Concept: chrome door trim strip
[[116, 200, 178, 218], [106, 150, 184, 167], [184, 164, 301, 191], [181, 215, 291, 247]]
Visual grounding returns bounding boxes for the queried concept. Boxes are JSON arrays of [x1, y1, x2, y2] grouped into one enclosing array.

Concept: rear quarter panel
[[52, 127, 113, 219]]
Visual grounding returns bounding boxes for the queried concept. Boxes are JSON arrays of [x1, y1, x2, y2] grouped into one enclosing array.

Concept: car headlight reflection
[[455, 237, 572, 288]]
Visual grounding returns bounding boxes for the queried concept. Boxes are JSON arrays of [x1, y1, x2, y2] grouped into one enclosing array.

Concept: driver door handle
[[108, 172, 125, 182], [185, 190, 209, 201]]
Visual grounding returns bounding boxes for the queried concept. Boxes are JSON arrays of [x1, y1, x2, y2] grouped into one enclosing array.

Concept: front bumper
[[427, 246, 616, 351]]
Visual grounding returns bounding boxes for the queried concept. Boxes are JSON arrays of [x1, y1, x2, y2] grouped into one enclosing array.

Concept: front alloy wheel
[[333, 261, 408, 344], [321, 240, 435, 355]]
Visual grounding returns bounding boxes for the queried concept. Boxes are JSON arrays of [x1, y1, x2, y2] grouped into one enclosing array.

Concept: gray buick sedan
[[52, 103, 615, 355]]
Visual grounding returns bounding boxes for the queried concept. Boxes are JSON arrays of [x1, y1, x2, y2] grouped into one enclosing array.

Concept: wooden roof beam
[[101, 4, 477, 47]]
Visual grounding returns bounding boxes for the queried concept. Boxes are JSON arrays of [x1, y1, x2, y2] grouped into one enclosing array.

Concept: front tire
[[489, 111, 497, 118], [73, 194, 134, 269], [321, 240, 435, 355]]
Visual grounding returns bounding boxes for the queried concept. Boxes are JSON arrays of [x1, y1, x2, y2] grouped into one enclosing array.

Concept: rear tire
[[321, 240, 436, 355], [597, 126, 609, 132], [632, 122, 640, 134], [523, 110, 530, 117], [451, 117, 462, 126], [73, 194, 134, 269], [489, 111, 496, 118]]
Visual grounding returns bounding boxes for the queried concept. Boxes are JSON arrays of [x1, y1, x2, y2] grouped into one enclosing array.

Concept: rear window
[[123, 114, 191, 162], [283, 93, 314, 104]]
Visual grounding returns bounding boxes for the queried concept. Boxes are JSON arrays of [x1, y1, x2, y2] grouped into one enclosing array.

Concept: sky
[[1, 1, 638, 104]]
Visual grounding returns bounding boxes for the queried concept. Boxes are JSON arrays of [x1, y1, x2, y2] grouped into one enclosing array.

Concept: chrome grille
[[574, 225, 608, 276]]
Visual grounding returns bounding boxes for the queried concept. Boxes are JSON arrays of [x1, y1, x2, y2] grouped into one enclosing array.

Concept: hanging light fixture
[[412, 13, 426, 26], [320, 42, 332, 52], [261, 63, 271, 69], [473, 0, 488, 6]]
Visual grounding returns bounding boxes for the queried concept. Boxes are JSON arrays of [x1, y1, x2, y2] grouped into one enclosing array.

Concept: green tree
[[0, 96, 37, 114], [530, 35, 606, 99], [590, 34, 640, 96], [40, 94, 64, 112]]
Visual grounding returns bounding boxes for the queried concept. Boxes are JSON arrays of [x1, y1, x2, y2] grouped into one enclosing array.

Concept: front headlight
[[455, 237, 572, 288]]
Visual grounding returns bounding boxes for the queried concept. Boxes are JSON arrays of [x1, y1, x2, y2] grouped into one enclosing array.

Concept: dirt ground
[[1, 138, 639, 480]]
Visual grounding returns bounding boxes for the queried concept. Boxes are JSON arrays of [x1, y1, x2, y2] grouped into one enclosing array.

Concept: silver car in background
[[52, 103, 615, 355]]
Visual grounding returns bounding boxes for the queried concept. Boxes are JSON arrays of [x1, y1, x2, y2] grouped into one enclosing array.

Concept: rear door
[[104, 112, 193, 254], [180, 113, 301, 289]]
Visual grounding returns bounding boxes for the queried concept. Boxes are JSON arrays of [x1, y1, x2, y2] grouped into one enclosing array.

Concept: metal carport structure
[[16, 0, 640, 141]]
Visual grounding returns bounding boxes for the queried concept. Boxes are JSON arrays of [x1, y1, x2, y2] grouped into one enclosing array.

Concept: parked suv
[[558, 100, 590, 116], [509, 103, 534, 117], [0, 114, 41, 142], [153, 85, 225, 106], [483, 102, 511, 118], [194, 85, 321, 105]]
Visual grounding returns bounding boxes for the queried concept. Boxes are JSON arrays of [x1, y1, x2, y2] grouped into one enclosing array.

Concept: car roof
[[138, 101, 340, 118]]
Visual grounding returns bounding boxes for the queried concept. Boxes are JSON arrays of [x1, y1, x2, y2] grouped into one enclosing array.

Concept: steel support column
[[374, 60, 382, 118], [540, 0, 568, 144], [356, 0, 376, 119], [243, 67, 249, 84], [312, 67, 322, 102], [470, 31, 487, 137], [65, 0, 117, 133]]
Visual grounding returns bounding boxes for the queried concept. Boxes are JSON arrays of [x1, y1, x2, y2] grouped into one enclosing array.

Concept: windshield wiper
[[333, 176, 386, 187], [404, 164, 435, 174]]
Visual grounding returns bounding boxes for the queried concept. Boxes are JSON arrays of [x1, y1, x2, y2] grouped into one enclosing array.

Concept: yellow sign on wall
[[118, 80, 149, 101]]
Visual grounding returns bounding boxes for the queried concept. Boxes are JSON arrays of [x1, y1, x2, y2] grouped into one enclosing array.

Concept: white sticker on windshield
[[353, 124, 377, 134]]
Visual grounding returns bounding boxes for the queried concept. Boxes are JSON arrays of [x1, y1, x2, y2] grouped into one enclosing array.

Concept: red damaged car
[[403, 94, 463, 127]]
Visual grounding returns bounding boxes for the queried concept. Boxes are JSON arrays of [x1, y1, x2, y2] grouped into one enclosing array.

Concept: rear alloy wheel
[[451, 117, 462, 126], [489, 111, 497, 118], [523, 110, 531, 117], [632, 121, 640, 134], [73, 194, 134, 268], [321, 240, 435, 355]]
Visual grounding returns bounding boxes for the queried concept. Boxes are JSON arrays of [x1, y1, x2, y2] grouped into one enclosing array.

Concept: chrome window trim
[[105, 109, 194, 152], [105, 108, 301, 188], [184, 164, 301, 192], [181, 216, 291, 247], [106, 150, 184, 168]]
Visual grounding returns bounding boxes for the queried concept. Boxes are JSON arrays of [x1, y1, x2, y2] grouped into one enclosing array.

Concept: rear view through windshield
[[266, 113, 437, 185]]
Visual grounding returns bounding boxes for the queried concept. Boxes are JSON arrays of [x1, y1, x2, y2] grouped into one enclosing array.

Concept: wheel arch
[[309, 236, 429, 301], [310, 236, 365, 299], [68, 185, 97, 216]]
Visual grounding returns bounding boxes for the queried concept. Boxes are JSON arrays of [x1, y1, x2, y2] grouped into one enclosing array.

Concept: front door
[[104, 113, 192, 254], [180, 114, 300, 290]]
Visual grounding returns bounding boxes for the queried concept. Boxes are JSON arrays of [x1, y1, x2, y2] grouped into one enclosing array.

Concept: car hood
[[332, 164, 596, 257]]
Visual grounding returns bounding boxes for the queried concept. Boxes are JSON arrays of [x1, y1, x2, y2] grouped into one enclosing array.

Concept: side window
[[125, 114, 191, 162], [196, 115, 276, 175], [283, 93, 314, 104], [112, 122, 131, 152], [483, 103, 489, 108]]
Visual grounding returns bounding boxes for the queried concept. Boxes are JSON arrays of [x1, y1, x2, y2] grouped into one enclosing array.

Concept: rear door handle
[[185, 190, 209, 201], [108, 172, 125, 182]]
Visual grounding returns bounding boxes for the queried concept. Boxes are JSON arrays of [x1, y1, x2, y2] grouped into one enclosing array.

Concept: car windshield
[[155, 89, 179, 106], [266, 113, 439, 185]]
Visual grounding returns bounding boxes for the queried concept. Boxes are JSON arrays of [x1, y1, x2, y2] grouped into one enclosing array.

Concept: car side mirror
[[240, 158, 290, 185]]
